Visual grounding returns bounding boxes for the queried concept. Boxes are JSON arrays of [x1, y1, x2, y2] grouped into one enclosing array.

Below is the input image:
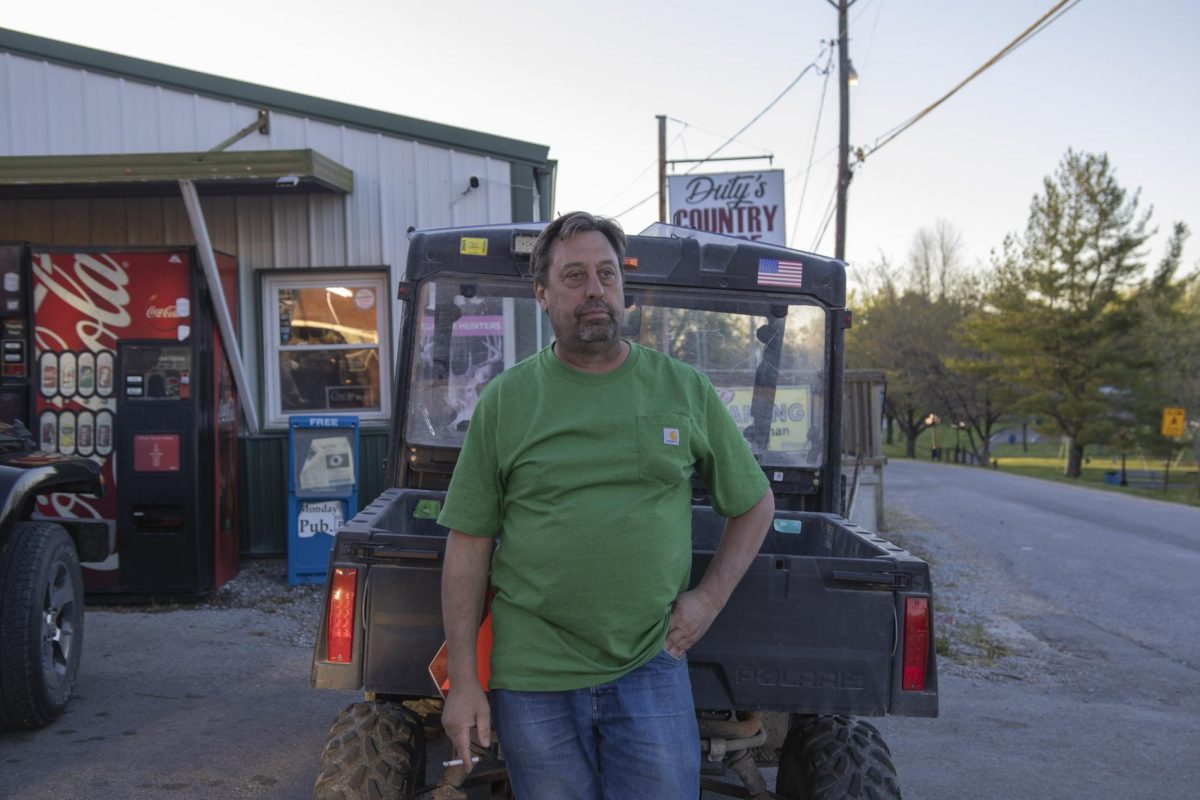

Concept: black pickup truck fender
[[0, 454, 105, 554]]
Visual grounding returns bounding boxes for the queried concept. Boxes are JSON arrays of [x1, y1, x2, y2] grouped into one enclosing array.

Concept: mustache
[[575, 301, 616, 318]]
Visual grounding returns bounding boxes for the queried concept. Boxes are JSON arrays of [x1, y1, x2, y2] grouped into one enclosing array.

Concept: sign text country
[[672, 205, 780, 239]]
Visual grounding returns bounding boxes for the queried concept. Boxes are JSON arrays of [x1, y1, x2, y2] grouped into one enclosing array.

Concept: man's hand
[[665, 588, 721, 659], [442, 680, 491, 769], [440, 530, 495, 770], [665, 490, 775, 659]]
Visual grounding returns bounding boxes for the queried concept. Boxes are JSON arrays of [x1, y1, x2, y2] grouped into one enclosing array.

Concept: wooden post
[[657, 115, 667, 223]]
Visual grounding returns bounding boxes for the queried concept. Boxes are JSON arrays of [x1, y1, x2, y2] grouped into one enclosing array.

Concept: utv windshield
[[406, 276, 828, 469]]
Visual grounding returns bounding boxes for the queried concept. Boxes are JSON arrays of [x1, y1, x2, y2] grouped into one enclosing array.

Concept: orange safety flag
[[428, 612, 493, 700]]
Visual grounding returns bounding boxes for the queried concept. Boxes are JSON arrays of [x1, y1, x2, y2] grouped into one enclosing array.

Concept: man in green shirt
[[439, 211, 774, 799]]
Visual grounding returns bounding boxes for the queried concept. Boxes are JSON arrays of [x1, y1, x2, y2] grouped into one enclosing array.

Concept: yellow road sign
[[1161, 407, 1186, 437]]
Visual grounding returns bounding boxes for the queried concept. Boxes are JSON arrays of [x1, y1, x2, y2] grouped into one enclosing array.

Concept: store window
[[261, 271, 390, 428]]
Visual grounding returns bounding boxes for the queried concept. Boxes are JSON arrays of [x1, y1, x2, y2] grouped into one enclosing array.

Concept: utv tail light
[[902, 597, 930, 691], [326, 567, 358, 663]]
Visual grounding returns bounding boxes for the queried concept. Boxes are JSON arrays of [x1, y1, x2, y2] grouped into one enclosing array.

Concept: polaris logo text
[[735, 667, 865, 690]]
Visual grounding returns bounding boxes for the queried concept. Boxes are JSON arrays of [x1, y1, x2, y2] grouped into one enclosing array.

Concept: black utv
[[310, 224, 937, 799]]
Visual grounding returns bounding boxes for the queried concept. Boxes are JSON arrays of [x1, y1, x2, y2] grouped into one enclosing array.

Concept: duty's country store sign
[[668, 170, 786, 246]]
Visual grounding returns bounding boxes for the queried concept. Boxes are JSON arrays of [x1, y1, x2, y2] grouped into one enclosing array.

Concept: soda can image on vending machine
[[78, 351, 95, 396], [39, 351, 57, 398], [97, 350, 114, 396], [39, 409, 56, 453], [77, 409, 95, 456], [59, 351, 77, 396]]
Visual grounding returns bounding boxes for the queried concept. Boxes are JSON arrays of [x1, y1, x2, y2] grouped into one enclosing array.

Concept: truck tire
[[313, 701, 425, 800], [776, 715, 901, 800], [0, 521, 84, 730]]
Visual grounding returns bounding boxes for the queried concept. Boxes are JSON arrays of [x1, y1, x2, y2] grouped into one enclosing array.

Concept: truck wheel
[[0, 521, 84, 730], [313, 701, 425, 800], [776, 715, 901, 800]]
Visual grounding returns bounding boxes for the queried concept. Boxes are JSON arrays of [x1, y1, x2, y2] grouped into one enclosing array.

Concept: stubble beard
[[557, 302, 623, 354]]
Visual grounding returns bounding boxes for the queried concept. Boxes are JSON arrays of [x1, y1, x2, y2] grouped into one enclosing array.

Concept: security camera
[[451, 176, 483, 207], [276, 175, 300, 189]]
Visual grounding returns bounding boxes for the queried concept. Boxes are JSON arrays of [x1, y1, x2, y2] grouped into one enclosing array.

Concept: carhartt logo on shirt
[[663, 428, 680, 446]]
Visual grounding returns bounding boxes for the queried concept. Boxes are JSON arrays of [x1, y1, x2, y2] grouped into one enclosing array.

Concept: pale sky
[[6, 0, 1199, 286]]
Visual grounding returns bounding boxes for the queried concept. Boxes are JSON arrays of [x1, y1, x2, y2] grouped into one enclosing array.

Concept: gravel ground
[[881, 506, 1059, 685], [91, 559, 327, 649]]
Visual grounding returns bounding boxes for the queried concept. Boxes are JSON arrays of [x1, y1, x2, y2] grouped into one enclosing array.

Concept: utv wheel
[[776, 715, 901, 800], [0, 522, 85, 730], [313, 701, 425, 800]]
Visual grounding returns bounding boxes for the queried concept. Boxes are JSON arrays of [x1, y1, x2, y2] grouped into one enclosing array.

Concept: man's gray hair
[[530, 211, 626, 287]]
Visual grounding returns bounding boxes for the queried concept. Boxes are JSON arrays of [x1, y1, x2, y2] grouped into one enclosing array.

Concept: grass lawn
[[882, 424, 1200, 508]]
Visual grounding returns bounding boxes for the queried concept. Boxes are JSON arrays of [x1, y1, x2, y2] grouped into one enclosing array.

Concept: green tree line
[[846, 149, 1199, 481]]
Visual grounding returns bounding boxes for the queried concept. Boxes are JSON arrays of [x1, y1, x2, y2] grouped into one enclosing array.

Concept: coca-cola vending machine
[[0, 244, 240, 599]]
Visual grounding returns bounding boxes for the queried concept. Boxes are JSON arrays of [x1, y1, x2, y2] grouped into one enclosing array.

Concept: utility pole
[[657, 114, 668, 223], [655, 114, 774, 227], [831, 0, 856, 261]]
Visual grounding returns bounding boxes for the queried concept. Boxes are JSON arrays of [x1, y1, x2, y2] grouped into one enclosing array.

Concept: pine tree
[[967, 151, 1151, 478]]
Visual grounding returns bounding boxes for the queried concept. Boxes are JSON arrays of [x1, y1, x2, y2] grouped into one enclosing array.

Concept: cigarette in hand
[[442, 757, 481, 767]]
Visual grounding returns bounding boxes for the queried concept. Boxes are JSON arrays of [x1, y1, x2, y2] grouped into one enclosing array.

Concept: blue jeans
[[491, 649, 700, 800]]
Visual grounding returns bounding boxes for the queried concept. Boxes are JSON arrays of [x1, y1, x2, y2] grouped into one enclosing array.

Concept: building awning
[[0, 149, 353, 198]]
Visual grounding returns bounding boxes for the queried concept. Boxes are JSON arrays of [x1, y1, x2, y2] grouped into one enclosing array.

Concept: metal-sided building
[[0, 27, 555, 580]]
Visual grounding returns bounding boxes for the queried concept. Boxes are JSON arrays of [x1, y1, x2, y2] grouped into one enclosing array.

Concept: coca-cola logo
[[32, 253, 132, 352], [146, 305, 179, 319], [145, 293, 183, 332]]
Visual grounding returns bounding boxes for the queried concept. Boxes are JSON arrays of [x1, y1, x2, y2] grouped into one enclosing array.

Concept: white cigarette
[[442, 757, 481, 767]]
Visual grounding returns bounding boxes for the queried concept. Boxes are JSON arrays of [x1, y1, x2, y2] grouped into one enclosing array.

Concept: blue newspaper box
[[287, 415, 359, 585]]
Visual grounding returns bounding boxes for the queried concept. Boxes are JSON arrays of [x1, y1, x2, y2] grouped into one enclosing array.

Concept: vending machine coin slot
[[130, 506, 186, 530], [116, 342, 198, 595]]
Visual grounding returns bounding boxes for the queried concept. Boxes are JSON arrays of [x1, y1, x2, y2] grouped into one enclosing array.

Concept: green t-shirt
[[437, 342, 768, 691]]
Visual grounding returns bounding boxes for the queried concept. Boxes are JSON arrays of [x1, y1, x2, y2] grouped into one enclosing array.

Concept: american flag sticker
[[758, 258, 804, 288], [663, 427, 680, 446]]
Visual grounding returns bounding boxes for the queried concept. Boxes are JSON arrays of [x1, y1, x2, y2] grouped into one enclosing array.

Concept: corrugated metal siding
[[0, 50, 525, 262], [238, 435, 287, 555], [0, 46, 519, 388], [2, 45, 530, 551], [239, 430, 390, 556], [357, 431, 391, 516]]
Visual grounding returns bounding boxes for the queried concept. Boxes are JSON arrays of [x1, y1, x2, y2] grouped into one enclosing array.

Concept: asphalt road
[[874, 459, 1200, 800], [2, 462, 1198, 799], [0, 605, 359, 800]]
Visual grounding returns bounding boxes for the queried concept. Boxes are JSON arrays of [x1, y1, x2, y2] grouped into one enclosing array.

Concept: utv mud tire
[[0, 522, 84, 730], [313, 701, 425, 800], [776, 715, 901, 800]]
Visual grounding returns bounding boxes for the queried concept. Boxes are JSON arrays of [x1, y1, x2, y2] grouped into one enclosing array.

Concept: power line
[[682, 44, 829, 175], [785, 145, 839, 188], [597, 162, 657, 215], [860, 0, 1083, 161], [597, 127, 688, 214], [852, 0, 887, 108], [610, 191, 658, 222], [614, 46, 828, 221], [812, 183, 840, 252], [790, 47, 836, 248], [665, 117, 773, 161]]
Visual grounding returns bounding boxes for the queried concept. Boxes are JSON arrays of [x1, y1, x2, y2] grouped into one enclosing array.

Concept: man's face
[[535, 230, 624, 350]]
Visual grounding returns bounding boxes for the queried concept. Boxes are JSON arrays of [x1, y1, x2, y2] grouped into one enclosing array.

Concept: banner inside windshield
[[406, 277, 828, 469]]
